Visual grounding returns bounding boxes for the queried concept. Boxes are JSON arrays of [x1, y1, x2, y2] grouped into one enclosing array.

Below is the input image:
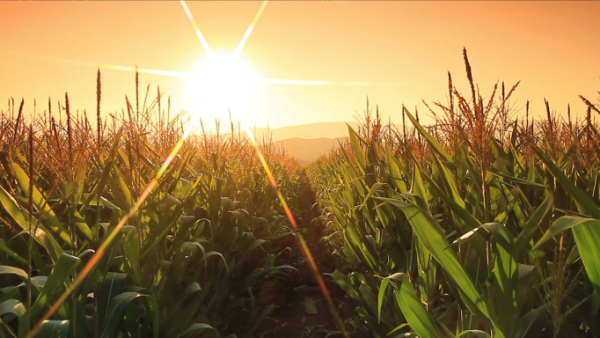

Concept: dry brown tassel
[[568, 104, 572, 133], [463, 47, 477, 112], [525, 100, 529, 133], [157, 86, 162, 126], [48, 97, 52, 130], [448, 71, 454, 116], [12, 98, 24, 147], [65, 92, 73, 173], [545, 99, 553, 135], [135, 65, 140, 122], [402, 108, 406, 138], [97, 68, 102, 146]]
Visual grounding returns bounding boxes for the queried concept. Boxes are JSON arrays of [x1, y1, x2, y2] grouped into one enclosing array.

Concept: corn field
[[309, 51, 600, 337], [0, 71, 304, 337], [1, 50, 600, 338]]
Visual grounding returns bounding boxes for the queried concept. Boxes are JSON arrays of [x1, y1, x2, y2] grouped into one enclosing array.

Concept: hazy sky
[[1, 1, 598, 129]]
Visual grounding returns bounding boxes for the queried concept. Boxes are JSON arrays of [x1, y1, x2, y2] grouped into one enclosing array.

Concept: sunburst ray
[[12, 52, 195, 78], [256, 77, 404, 86], [16, 53, 403, 87], [180, 0, 212, 57], [234, 1, 269, 57], [30, 2, 380, 335], [71, 60, 193, 78]]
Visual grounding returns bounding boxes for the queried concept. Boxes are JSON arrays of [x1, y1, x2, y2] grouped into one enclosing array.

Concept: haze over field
[[274, 137, 349, 166], [0, 1, 598, 165], [253, 122, 359, 141], [1, 1, 598, 130], [2, 2, 600, 337]]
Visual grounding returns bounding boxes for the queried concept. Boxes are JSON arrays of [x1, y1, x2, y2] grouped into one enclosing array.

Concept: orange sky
[[0, 1, 598, 130]]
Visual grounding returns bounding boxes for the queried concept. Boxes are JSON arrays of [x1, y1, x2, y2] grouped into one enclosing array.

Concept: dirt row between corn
[[259, 169, 344, 338]]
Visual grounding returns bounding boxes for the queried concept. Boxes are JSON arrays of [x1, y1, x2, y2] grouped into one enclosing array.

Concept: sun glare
[[188, 53, 257, 126]]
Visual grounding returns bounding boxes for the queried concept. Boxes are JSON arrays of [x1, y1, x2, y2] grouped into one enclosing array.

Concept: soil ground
[[258, 169, 346, 338]]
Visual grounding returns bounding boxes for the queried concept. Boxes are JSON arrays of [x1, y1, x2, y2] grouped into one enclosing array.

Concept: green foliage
[[0, 86, 302, 337], [309, 54, 600, 337]]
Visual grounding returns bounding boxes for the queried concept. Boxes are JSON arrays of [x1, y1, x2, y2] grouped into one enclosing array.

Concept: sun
[[187, 53, 257, 127]]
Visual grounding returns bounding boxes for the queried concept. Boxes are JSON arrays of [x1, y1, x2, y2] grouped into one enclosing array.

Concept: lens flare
[[188, 53, 257, 123], [27, 135, 188, 338], [234, 1, 269, 57], [180, 0, 212, 57], [240, 123, 349, 337], [31, 1, 353, 336]]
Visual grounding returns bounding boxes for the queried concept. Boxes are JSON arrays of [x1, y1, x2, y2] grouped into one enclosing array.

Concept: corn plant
[[0, 73, 302, 337], [310, 50, 600, 338]]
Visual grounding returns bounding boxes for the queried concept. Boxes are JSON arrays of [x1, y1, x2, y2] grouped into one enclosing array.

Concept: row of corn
[[309, 51, 600, 338], [0, 83, 303, 337]]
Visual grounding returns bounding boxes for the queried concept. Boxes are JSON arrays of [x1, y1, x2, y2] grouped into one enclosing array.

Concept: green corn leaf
[[490, 173, 546, 188], [420, 164, 481, 232], [385, 143, 408, 192], [493, 198, 516, 224], [204, 251, 229, 272], [121, 226, 141, 285], [0, 186, 63, 263], [513, 308, 544, 338], [359, 281, 379, 319], [145, 294, 160, 338], [391, 272, 443, 338], [411, 163, 429, 211], [415, 166, 487, 258], [455, 330, 491, 338], [515, 192, 553, 255], [490, 140, 511, 171], [38, 320, 69, 338], [140, 207, 183, 259], [0, 266, 29, 280], [83, 194, 120, 211], [374, 197, 492, 321], [99, 292, 157, 338], [533, 216, 600, 296], [179, 323, 215, 338], [533, 216, 595, 249], [347, 124, 366, 168], [415, 238, 436, 306], [74, 211, 94, 243], [0, 240, 27, 266], [531, 144, 600, 219], [410, 166, 436, 305], [386, 323, 409, 336], [164, 283, 205, 335], [167, 219, 205, 258], [30, 253, 81, 319], [332, 270, 360, 301], [97, 272, 127, 327], [81, 128, 123, 209], [481, 223, 517, 336], [377, 277, 390, 323], [9, 163, 74, 247], [111, 165, 134, 211], [359, 183, 387, 210], [0, 299, 29, 338], [498, 184, 525, 228], [402, 106, 452, 161]]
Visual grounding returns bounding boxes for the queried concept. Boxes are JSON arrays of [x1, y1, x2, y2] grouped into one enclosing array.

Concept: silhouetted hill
[[274, 137, 348, 166], [252, 121, 404, 142], [253, 122, 359, 141]]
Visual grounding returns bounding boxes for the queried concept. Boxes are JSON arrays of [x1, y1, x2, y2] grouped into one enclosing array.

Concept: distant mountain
[[252, 121, 404, 141], [261, 122, 406, 165], [274, 137, 348, 166], [252, 122, 359, 141]]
